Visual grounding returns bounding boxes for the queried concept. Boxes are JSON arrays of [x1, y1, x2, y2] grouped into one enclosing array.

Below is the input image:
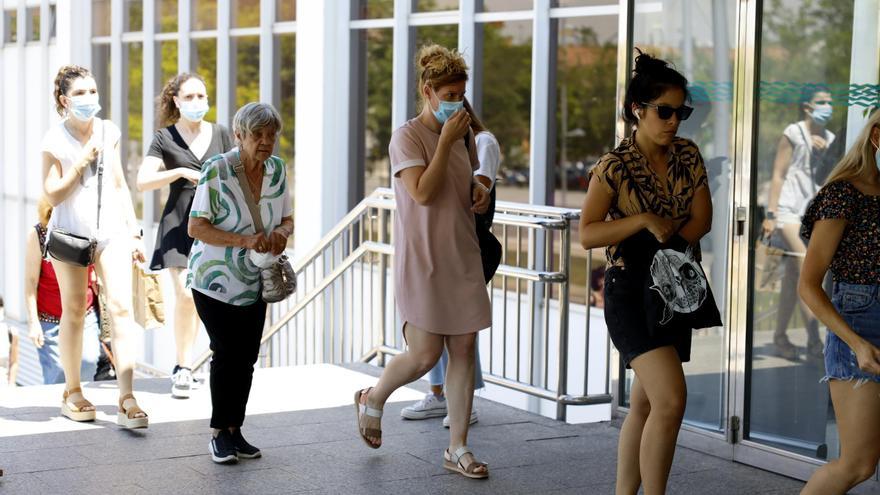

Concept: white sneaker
[[171, 367, 193, 399], [400, 393, 447, 419], [443, 409, 479, 428]]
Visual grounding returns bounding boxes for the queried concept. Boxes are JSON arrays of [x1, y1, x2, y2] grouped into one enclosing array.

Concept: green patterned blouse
[[187, 150, 292, 306]]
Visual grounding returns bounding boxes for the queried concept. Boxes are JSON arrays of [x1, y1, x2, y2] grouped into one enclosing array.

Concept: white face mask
[[68, 93, 101, 122], [178, 99, 210, 122]]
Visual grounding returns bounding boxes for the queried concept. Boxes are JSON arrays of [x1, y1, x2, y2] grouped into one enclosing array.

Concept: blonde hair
[[824, 108, 880, 186], [416, 44, 469, 108], [37, 197, 53, 227]]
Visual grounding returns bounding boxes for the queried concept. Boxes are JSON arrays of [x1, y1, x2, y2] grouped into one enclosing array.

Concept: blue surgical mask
[[68, 94, 101, 122], [432, 91, 464, 124], [179, 99, 209, 122], [810, 104, 833, 126]]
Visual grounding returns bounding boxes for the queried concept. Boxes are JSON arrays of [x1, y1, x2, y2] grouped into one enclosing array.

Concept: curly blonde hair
[[156, 73, 207, 128], [416, 44, 469, 108]]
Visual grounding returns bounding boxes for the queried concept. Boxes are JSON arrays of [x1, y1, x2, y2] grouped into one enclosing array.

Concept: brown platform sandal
[[61, 387, 96, 422], [354, 388, 382, 449], [117, 393, 149, 429], [443, 447, 489, 479]]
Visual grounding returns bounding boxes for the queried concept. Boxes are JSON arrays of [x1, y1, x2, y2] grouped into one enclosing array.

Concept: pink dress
[[389, 118, 492, 335]]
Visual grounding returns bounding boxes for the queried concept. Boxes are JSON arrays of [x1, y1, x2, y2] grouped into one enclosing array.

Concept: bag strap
[[96, 120, 106, 231], [223, 150, 265, 235]]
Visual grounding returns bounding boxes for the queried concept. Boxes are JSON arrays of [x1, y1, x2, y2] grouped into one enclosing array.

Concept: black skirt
[[149, 183, 196, 270], [604, 265, 692, 368]]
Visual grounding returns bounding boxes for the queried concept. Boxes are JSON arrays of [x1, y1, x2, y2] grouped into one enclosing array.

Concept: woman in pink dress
[[354, 44, 491, 479]]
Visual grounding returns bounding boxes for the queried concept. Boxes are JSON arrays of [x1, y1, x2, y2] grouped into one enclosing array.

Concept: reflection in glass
[[126, 42, 145, 215], [351, 0, 393, 20], [479, 20, 532, 203], [358, 28, 393, 197], [276, 34, 296, 215], [93, 0, 111, 36], [552, 14, 618, 307], [233, 36, 260, 109], [415, 0, 459, 12], [276, 0, 295, 22], [232, 0, 260, 28], [747, 0, 855, 461], [192, 0, 217, 30], [192, 38, 218, 123], [477, 0, 533, 12], [125, 0, 143, 32], [157, 0, 178, 32], [623, 0, 737, 432]]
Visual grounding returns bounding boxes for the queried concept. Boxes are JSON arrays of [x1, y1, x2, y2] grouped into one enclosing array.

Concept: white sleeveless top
[[777, 121, 835, 224], [41, 119, 129, 241]]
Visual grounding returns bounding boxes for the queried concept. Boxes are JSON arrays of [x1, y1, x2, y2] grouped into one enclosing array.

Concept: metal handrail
[[191, 188, 612, 420]]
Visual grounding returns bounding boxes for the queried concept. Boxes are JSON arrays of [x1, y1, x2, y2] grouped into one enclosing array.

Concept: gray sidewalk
[[0, 364, 806, 494]]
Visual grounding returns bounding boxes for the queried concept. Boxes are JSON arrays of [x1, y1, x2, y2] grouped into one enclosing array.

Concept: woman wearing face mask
[[579, 51, 712, 495], [762, 86, 835, 361], [354, 44, 491, 479], [41, 65, 148, 428], [137, 73, 234, 398], [798, 110, 880, 495]]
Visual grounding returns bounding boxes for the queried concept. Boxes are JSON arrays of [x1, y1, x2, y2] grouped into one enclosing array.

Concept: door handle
[[735, 206, 747, 237]]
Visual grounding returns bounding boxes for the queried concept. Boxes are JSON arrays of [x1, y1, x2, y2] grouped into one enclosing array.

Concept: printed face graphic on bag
[[649, 248, 708, 325]]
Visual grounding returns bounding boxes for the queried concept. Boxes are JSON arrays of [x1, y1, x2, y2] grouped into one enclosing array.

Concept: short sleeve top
[[589, 135, 709, 265], [474, 131, 501, 186], [800, 180, 880, 284], [186, 150, 293, 306]]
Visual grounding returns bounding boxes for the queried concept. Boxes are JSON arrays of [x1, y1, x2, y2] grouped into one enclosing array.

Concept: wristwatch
[[765, 211, 776, 220]]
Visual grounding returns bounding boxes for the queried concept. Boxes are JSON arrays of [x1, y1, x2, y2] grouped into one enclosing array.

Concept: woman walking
[[798, 110, 880, 495], [137, 72, 234, 398], [187, 102, 293, 464], [579, 51, 713, 494], [354, 44, 491, 479], [41, 65, 149, 428]]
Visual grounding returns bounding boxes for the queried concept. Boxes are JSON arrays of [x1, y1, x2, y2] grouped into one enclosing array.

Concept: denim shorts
[[825, 282, 880, 385]]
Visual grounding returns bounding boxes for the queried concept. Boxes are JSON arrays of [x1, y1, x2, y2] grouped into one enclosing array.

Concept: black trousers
[[192, 290, 267, 429]]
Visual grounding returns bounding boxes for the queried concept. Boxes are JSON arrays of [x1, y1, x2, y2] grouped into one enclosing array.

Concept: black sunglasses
[[640, 102, 693, 121]]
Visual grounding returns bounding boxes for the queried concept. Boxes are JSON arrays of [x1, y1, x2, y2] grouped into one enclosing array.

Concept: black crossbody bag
[[44, 122, 106, 267]]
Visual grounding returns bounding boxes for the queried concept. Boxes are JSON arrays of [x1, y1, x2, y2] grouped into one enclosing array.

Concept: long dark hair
[[623, 49, 690, 126], [462, 98, 488, 135], [156, 72, 207, 128]]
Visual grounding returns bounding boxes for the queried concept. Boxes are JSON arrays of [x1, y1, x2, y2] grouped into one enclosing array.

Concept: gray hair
[[232, 102, 283, 139]]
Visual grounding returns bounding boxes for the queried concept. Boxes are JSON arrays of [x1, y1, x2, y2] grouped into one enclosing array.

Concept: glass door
[[734, 0, 879, 480]]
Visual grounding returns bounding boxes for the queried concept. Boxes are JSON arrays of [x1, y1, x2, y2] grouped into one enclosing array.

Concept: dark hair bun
[[622, 48, 690, 126], [633, 51, 670, 77]]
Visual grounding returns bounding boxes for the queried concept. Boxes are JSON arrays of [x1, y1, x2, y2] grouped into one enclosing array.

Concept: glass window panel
[[351, 0, 393, 20], [93, 0, 111, 37], [478, 20, 532, 203], [125, 42, 145, 216], [477, 0, 533, 12], [26, 7, 39, 42], [412, 24, 459, 118], [157, 0, 178, 32], [415, 0, 459, 12], [92, 44, 112, 119], [276, 0, 295, 22], [232, 0, 260, 28], [551, 14, 618, 308], [49, 4, 56, 39], [152, 40, 179, 221], [192, 0, 217, 30], [276, 33, 296, 224], [360, 28, 393, 198], [746, 0, 859, 462], [192, 38, 218, 122], [233, 36, 260, 109], [125, 0, 143, 32], [4, 10, 16, 44], [552, 0, 612, 7]]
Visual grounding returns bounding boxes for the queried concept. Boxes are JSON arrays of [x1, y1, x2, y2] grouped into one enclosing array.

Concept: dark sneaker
[[231, 429, 261, 459], [209, 430, 239, 464]]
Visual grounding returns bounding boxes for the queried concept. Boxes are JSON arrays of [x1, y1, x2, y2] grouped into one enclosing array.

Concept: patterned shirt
[[589, 135, 709, 266], [187, 150, 293, 305], [801, 180, 880, 285]]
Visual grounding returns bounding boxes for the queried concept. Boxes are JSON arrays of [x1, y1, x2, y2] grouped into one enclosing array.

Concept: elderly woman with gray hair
[[187, 102, 293, 464]]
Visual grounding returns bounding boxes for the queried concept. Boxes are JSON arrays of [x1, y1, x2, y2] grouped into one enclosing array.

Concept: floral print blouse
[[801, 180, 880, 284]]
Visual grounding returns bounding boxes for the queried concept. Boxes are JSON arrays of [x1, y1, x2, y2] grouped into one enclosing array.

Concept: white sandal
[[354, 388, 383, 449], [443, 446, 489, 479]]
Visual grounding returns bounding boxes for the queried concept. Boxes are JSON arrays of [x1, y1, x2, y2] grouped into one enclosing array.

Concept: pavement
[[0, 363, 815, 494]]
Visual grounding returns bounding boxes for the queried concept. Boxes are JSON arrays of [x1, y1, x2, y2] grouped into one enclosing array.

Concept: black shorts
[[604, 266, 692, 368]]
